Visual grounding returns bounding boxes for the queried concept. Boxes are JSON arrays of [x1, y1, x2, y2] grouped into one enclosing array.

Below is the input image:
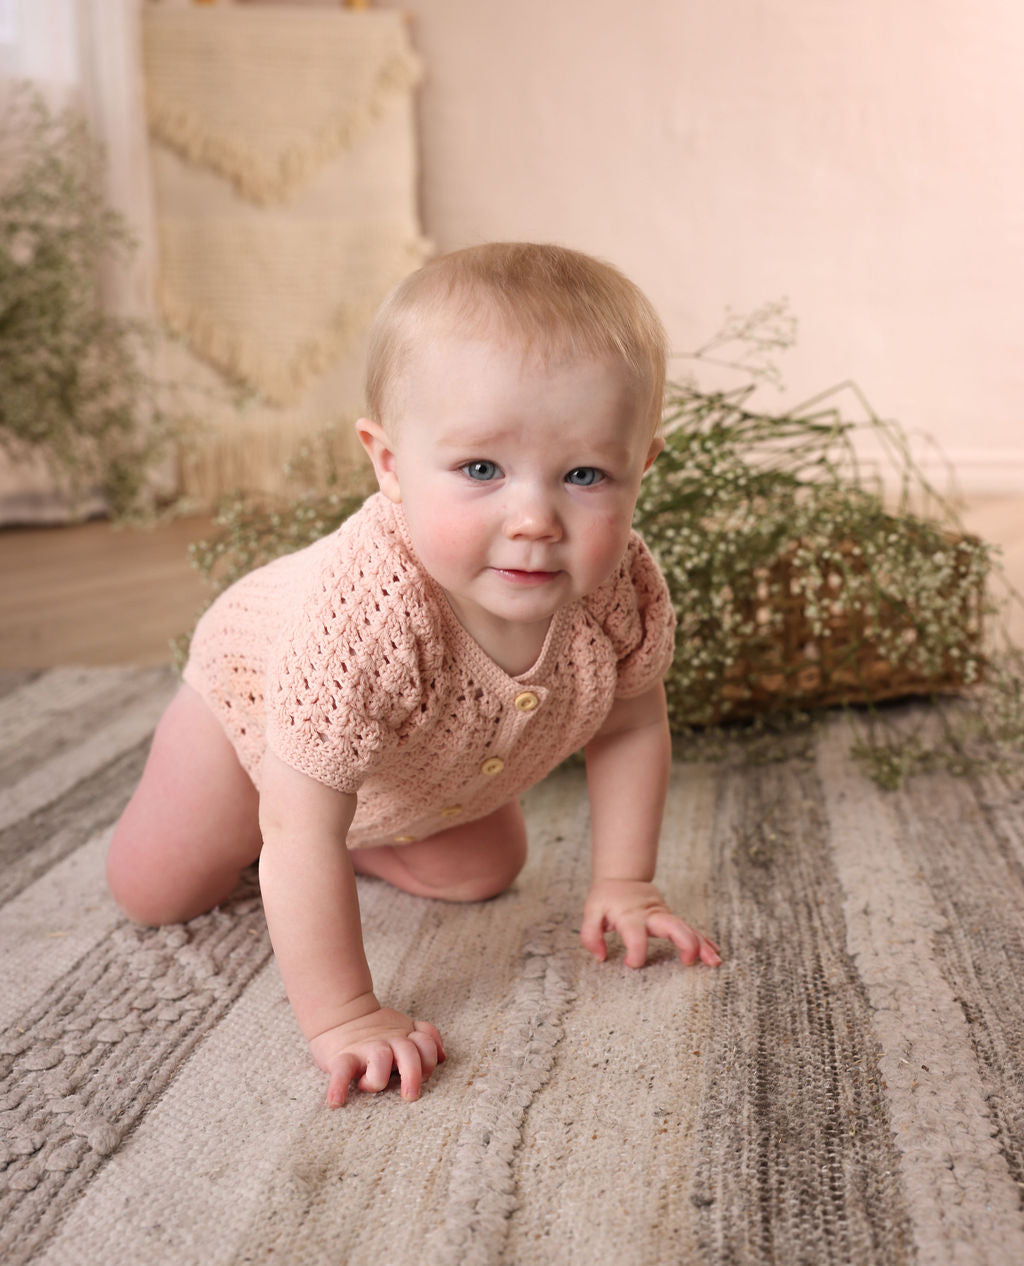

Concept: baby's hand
[[581, 878, 722, 970], [309, 1000, 446, 1108]]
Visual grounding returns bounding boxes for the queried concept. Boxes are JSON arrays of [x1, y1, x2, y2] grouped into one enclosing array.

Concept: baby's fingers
[[648, 912, 722, 967], [357, 1043, 400, 1094], [409, 1024, 444, 1077], [388, 1038, 427, 1101], [325, 1052, 362, 1109], [393, 1030, 445, 1101], [579, 910, 610, 962], [619, 918, 651, 970], [363, 1031, 445, 1102], [398, 1024, 451, 1100]]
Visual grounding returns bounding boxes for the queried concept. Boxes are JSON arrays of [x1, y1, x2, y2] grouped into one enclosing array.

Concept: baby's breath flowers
[[638, 377, 1022, 787], [637, 382, 994, 732]]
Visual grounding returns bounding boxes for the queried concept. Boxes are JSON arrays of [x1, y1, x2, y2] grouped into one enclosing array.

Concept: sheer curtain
[[76, 0, 157, 317], [1, 0, 80, 89], [1, 0, 158, 519], [1, 0, 155, 314]]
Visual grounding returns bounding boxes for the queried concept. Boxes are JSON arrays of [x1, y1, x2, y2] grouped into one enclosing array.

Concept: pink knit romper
[[183, 493, 676, 848]]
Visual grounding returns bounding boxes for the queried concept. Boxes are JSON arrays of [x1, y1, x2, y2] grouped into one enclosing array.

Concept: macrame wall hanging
[[142, 4, 429, 502]]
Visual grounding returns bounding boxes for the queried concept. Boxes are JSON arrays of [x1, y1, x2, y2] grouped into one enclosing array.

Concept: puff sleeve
[[585, 531, 677, 699]]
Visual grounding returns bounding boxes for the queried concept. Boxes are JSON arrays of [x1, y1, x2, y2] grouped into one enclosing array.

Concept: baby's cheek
[[580, 514, 632, 574], [421, 508, 485, 570]]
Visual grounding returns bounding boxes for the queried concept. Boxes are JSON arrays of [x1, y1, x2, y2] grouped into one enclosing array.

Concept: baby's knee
[[353, 803, 528, 902], [395, 838, 526, 903], [105, 845, 239, 927], [436, 825, 528, 903], [476, 833, 528, 900], [105, 846, 172, 927], [105, 818, 230, 927], [446, 862, 522, 902]]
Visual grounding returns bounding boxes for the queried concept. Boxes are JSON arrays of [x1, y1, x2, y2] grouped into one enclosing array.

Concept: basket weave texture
[[667, 523, 986, 727]]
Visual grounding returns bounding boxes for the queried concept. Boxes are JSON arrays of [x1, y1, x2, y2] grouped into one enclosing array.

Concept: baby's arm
[[258, 750, 444, 1107], [581, 682, 721, 968]]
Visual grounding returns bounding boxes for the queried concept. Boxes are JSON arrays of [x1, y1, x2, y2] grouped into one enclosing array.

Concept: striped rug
[[2, 667, 1023, 1265]]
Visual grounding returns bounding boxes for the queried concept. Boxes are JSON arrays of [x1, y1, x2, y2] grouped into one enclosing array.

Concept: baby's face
[[359, 331, 662, 666]]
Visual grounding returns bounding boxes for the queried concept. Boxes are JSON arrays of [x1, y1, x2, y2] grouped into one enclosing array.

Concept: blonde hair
[[365, 242, 668, 435]]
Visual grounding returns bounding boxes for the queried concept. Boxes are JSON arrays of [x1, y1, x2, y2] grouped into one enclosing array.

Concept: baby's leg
[[351, 800, 528, 902], [106, 683, 263, 926]]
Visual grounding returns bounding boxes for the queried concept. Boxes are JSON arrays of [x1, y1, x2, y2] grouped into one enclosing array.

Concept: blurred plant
[[0, 85, 173, 517], [185, 423, 371, 590], [172, 423, 371, 666]]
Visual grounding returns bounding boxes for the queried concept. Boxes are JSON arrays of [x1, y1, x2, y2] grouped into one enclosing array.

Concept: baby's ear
[[355, 418, 402, 503], [642, 435, 666, 473]]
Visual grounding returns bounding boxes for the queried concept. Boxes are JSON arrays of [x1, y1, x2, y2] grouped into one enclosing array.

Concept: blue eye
[[462, 460, 501, 481], [565, 467, 604, 487]]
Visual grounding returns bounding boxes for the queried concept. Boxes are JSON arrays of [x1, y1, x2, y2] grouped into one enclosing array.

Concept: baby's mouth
[[491, 567, 560, 585]]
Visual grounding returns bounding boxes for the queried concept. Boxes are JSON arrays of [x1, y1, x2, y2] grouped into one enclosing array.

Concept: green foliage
[[0, 86, 171, 516]]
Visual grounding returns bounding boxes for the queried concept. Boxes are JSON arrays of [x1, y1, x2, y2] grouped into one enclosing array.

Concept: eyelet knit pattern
[[183, 493, 675, 847]]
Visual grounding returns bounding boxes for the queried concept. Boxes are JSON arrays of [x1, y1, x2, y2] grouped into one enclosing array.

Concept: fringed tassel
[[176, 410, 367, 506], [157, 238, 430, 404], [145, 50, 421, 205]]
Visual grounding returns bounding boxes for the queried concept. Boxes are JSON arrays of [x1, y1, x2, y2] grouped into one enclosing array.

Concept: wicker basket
[[674, 525, 987, 727]]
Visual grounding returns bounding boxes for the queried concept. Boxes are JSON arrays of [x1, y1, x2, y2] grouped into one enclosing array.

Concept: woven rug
[[2, 667, 1024, 1265]]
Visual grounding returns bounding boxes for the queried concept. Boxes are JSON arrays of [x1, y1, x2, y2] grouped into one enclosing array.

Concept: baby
[[107, 242, 721, 1108]]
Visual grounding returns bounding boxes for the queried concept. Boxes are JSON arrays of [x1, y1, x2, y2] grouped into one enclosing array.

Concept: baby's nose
[[504, 490, 563, 541]]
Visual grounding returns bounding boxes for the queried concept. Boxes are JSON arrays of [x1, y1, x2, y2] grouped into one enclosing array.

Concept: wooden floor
[[1, 498, 1022, 668], [0, 514, 214, 668]]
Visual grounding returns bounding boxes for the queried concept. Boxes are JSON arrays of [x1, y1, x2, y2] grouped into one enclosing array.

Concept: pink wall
[[7, 0, 1020, 493], [375, 0, 1024, 494]]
